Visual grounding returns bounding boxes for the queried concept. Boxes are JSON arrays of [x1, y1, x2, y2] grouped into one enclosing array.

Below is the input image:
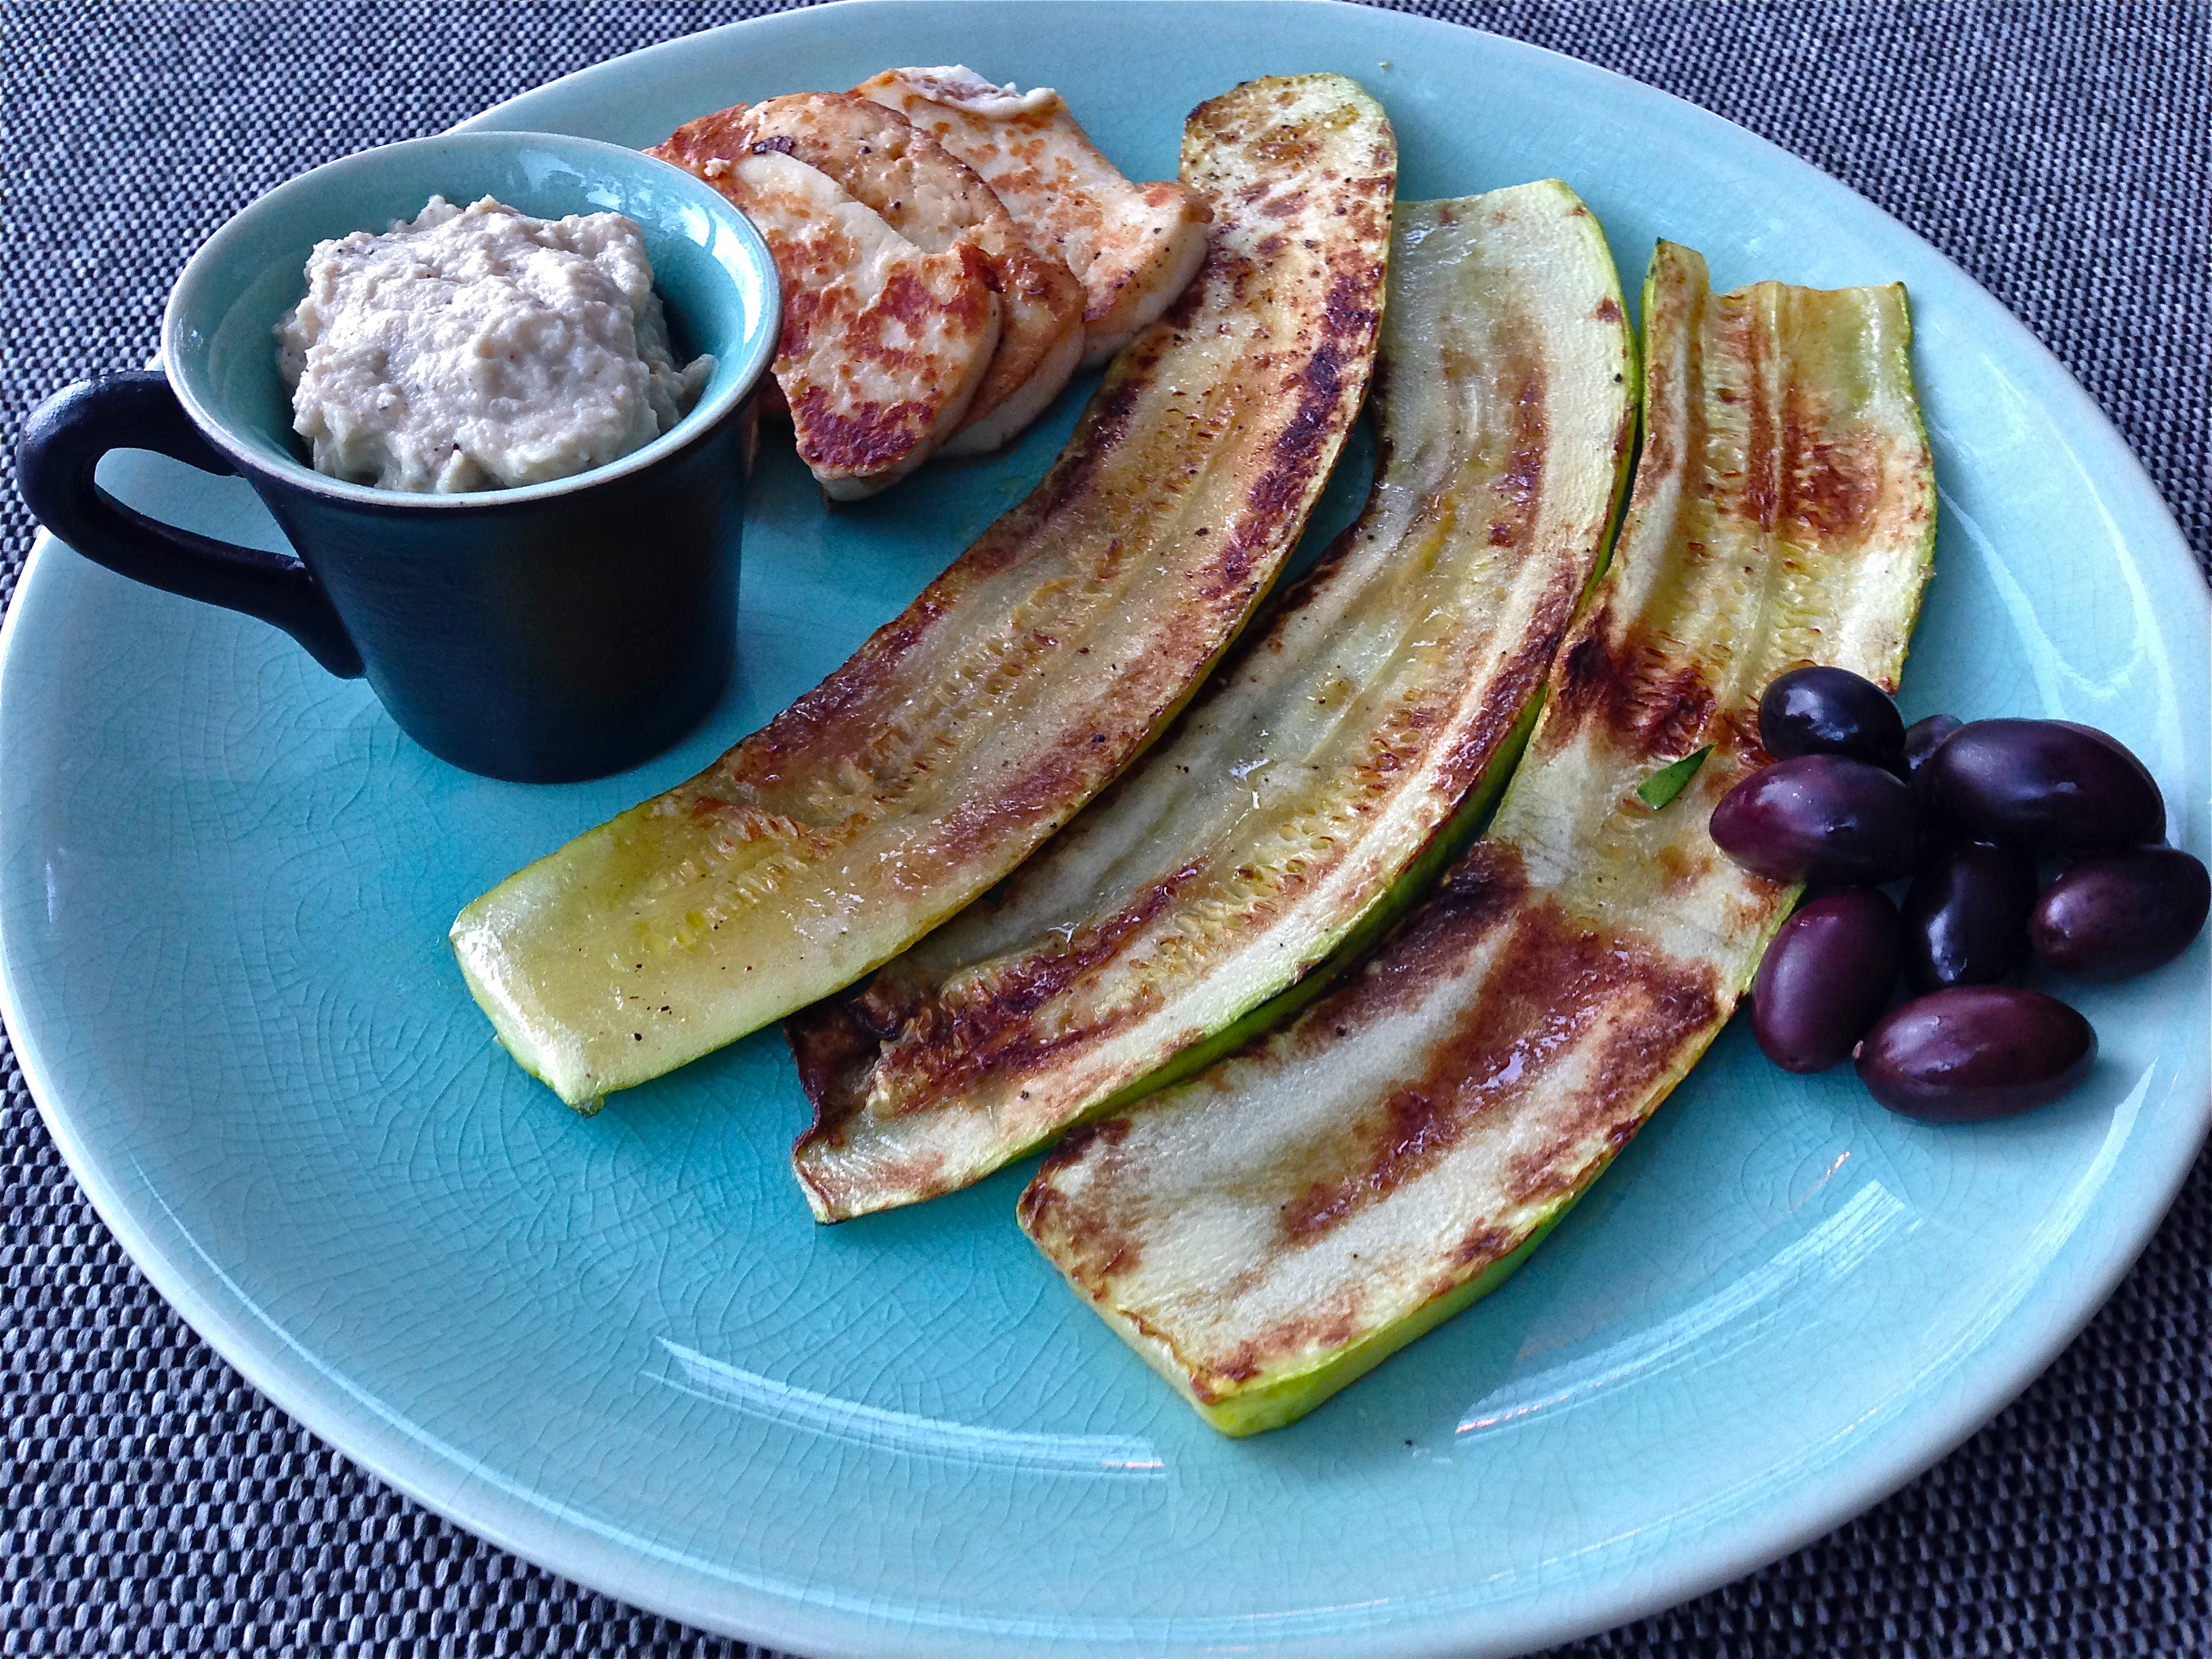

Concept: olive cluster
[[1709, 667, 2209, 1123]]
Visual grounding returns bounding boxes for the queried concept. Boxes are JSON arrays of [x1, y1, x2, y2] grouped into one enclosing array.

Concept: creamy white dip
[[276, 195, 712, 493]]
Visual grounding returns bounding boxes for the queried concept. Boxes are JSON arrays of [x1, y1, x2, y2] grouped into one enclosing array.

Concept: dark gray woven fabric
[[2, 2, 2206, 1654]]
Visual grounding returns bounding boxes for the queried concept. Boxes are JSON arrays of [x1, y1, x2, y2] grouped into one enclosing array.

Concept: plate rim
[[3, 3, 2208, 1655]]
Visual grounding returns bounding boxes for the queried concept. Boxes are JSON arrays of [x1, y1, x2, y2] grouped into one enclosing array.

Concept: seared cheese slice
[[724, 94, 1085, 456], [857, 65, 1211, 366], [654, 143, 1001, 497]]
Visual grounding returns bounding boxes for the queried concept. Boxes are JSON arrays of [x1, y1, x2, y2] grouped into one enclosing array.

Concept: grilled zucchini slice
[[790, 183, 1637, 1221], [451, 75, 1395, 1108], [1020, 241, 1937, 1435]]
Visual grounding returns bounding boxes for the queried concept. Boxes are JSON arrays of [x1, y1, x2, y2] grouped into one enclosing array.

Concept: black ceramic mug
[[16, 132, 780, 783]]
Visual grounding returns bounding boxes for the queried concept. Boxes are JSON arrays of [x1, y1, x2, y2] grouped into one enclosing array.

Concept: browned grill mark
[[714, 600, 944, 790], [1629, 655, 1717, 760], [1551, 618, 1719, 761], [791, 862, 1210, 1139], [1711, 707, 1770, 777], [1429, 565, 1586, 798], [1021, 1118, 1145, 1284], [1631, 256, 1695, 487], [650, 109, 751, 172], [877, 268, 935, 329], [1278, 1084, 1452, 1240], [988, 380, 1148, 560], [1502, 942, 1713, 1208], [1552, 607, 1615, 708], [1439, 839, 1536, 911], [1273, 842, 1530, 1059], [786, 998, 885, 1118], [786, 382, 937, 473], [1208, 1303, 1361, 1389], [1654, 838, 1718, 894], [795, 1142, 949, 1220], [1204, 261, 1384, 601], [712, 355, 1163, 782], [1723, 293, 1782, 533], [1490, 361, 1550, 545], [1273, 886, 1719, 1248], [1779, 380, 1880, 536], [1450, 1224, 1517, 1270]]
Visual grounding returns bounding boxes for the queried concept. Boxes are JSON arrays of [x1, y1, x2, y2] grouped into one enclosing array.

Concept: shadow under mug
[[13, 131, 781, 785]]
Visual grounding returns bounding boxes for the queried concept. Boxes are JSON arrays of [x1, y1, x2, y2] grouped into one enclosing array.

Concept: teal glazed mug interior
[[16, 131, 780, 782]]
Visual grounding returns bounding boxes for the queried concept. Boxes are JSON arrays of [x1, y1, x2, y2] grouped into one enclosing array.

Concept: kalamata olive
[[1751, 889, 1902, 1073], [1925, 718, 2165, 853], [2031, 845, 2211, 981], [1856, 986, 2095, 1123], [1907, 759, 1967, 862], [1902, 842, 2039, 993], [1709, 755, 1921, 884], [1758, 665, 1906, 769], [1900, 713, 1961, 776]]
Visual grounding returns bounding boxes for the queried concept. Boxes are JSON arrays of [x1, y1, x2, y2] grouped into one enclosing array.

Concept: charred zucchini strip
[[790, 184, 1636, 1221], [451, 75, 1395, 1108], [1020, 242, 1936, 1435]]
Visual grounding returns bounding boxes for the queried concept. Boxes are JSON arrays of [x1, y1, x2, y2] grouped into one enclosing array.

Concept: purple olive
[[1710, 755, 1921, 885], [1856, 986, 2095, 1123], [1902, 842, 2039, 993], [1924, 719, 2165, 853], [1900, 713, 1961, 777], [1759, 665, 1906, 769], [1904, 716, 1967, 854], [1751, 889, 1902, 1073], [2031, 846, 2211, 981]]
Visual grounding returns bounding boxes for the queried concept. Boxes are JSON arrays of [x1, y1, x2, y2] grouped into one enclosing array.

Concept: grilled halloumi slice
[[651, 142, 1000, 497], [857, 66, 1212, 366], [673, 94, 1086, 457]]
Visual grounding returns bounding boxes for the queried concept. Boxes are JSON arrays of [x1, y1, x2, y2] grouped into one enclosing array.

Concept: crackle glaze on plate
[[2, 5, 2207, 1656]]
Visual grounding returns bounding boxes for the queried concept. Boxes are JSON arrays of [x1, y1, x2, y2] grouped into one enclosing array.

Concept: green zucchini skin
[[788, 184, 1639, 1221], [447, 75, 1396, 1109], [1019, 241, 1938, 1435]]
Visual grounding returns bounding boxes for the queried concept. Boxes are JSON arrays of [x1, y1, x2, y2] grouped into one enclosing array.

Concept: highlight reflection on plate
[[657, 1340, 1170, 1477]]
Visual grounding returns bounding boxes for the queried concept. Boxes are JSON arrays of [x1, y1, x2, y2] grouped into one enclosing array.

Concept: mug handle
[[16, 371, 363, 678]]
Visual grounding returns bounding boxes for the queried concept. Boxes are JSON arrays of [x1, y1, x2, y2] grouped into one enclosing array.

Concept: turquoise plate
[[3, 5, 2206, 1655]]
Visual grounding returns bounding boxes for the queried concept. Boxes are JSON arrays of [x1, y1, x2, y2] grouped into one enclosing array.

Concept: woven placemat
[[3, 3, 2206, 1654]]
